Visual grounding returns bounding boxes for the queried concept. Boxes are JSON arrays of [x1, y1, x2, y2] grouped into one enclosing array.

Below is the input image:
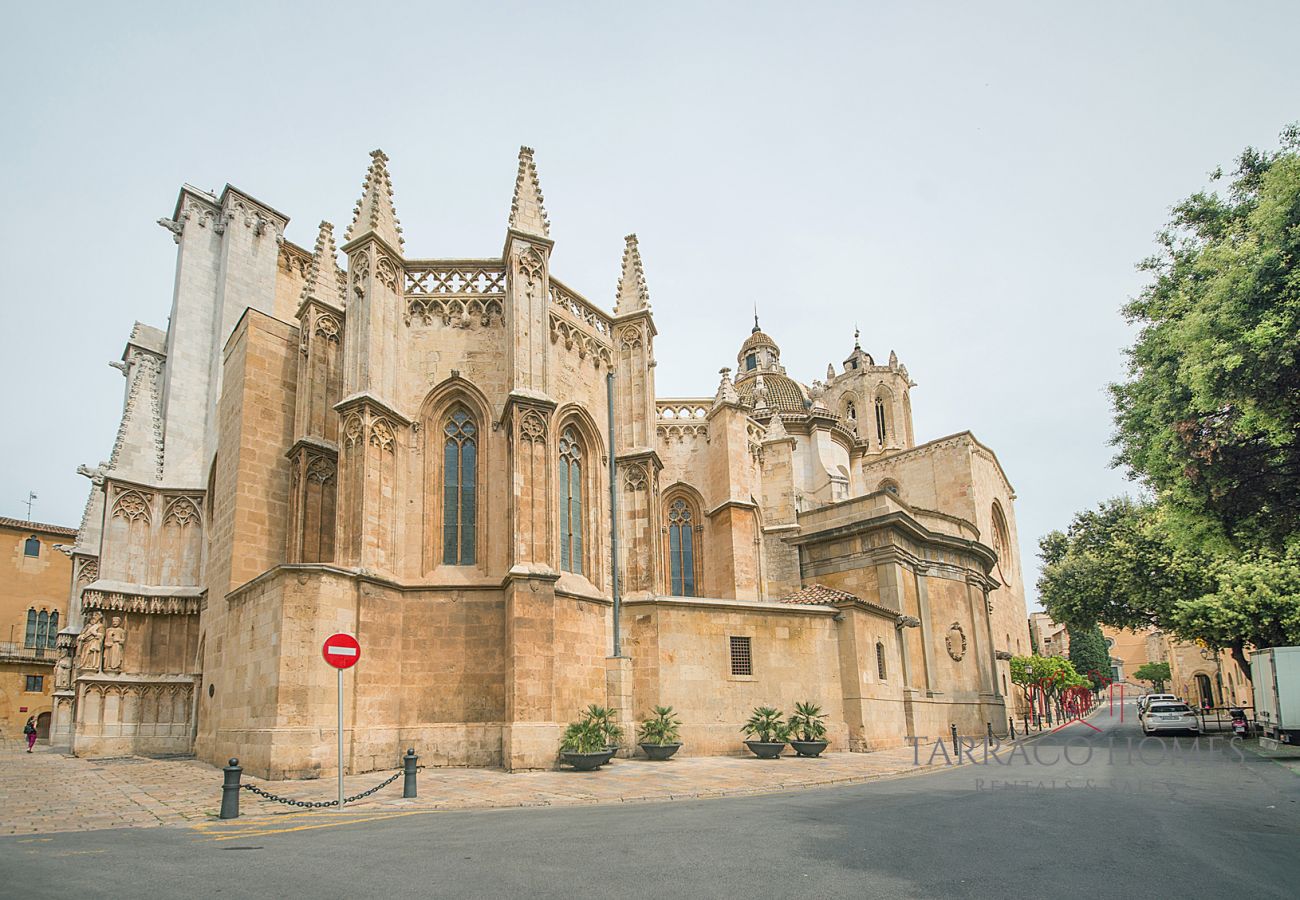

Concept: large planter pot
[[790, 740, 829, 758], [562, 749, 615, 771], [744, 740, 786, 759], [639, 742, 682, 761]]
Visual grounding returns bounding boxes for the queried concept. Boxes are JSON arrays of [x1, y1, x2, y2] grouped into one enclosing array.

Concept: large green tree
[[1068, 623, 1112, 690], [1037, 497, 1216, 632], [1132, 661, 1171, 692], [1111, 125, 1300, 550], [1036, 497, 1300, 677]]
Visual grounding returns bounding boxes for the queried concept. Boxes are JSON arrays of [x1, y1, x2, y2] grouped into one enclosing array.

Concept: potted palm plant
[[637, 706, 682, 760], [584, 704, 625, 755], [741, 706, 788, 759], [787, 701, 830, 757], [560, 718, 614, 771]]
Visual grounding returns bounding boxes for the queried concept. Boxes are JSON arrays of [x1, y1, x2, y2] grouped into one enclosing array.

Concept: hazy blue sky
[[2, 2, 1297, 604]]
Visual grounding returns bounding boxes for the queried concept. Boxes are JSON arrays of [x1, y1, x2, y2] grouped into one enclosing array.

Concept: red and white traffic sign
[[322, 633, 361, 669]]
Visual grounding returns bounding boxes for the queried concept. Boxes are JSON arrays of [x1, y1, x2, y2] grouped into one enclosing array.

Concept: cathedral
[[55, 147, 1030, 776]]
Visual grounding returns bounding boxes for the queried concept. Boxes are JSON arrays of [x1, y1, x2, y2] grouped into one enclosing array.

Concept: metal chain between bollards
[[220, 751, 423, 819]]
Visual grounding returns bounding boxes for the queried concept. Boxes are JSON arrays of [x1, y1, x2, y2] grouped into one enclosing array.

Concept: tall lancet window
[[442, 407, 478, 565], [667, 498, 696, 596], [875, 396, 888, 445], [559, 427, 584, 574]]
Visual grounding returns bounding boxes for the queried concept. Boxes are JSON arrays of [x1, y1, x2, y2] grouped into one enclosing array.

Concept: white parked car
[[1141, 702, 1201, 735], [1138, 693, 1179, 714]]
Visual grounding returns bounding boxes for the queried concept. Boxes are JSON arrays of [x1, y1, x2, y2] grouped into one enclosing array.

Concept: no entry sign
[[322, 633, 361, 669]]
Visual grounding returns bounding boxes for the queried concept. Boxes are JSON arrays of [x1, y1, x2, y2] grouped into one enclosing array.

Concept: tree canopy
[[1111, 125, 1300, 550], [1068, 623, 1112, 690], [1132, 661, 1171, 692], [1039, 126, 1300, 673]]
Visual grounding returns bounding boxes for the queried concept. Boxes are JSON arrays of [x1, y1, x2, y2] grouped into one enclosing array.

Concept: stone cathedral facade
[[57, 148, 1030, 776]]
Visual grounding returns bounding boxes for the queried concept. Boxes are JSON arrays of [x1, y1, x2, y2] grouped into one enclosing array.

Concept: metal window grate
[[729, 636, 753, 676], [876, 642, 887, 681]]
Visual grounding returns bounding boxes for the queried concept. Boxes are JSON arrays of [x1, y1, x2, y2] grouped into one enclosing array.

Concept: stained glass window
[[442, 408, 477, 565], [668, 498, 695, 596], [559, 427, 583, 574]]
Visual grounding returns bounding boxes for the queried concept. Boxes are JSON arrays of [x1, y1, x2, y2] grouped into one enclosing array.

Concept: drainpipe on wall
[[607, 371, 621, 658]]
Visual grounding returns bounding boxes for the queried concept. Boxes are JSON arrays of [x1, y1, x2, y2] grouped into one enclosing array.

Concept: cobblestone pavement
[[1, 738, 983, 836]]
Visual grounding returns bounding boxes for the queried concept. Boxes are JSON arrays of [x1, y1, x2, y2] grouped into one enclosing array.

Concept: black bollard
[[403, 748, 418, 799], [220, 758, 242, 820], [1009, 716, 1017, 740], [987, 722, 994, 745], [950, 723, 959, 760], [1023, 713, 1030, 735]]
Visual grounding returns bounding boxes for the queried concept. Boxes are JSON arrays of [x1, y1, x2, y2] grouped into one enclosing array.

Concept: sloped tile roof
[[780, 583, 859, 606], [0, 516, 78, 537]]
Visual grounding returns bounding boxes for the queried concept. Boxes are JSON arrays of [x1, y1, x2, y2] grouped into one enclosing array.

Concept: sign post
[[322, 633, 361, 810]]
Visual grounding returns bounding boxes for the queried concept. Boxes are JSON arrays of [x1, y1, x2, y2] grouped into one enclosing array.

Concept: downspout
[[607, 371, 621, 657]]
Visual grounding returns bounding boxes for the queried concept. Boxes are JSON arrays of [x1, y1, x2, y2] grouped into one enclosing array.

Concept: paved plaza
[[1, 736, 986, 836]]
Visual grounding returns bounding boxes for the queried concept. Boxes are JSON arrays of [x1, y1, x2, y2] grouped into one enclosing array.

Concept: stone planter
[[639, 742, 682, 761], [790, 740, 829, 758], [562, 749, 615, 771], [743, 740, 786, 759]]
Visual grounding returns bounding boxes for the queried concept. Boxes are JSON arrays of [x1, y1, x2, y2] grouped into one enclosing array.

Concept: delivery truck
[[1251, 646, 1300, 745]]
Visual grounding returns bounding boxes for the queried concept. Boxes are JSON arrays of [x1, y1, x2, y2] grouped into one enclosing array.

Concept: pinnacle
[[300, 221, 347, 309], [614, 233, 651, 314], [508, 146, 550, 238], [345, 149, 404, 251]]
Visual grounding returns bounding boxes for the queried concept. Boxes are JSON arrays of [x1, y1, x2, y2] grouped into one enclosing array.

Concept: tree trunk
[[1231, 641, 1252, 683]]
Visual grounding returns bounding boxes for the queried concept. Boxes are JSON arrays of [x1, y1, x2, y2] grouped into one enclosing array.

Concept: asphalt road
[[2, 700, 1297, 900]]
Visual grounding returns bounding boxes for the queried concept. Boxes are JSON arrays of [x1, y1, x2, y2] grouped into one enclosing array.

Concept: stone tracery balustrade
[[404, 260, 507, 328], [548, 278, 612, 338], [656, 399, 711, 421], [404, 261, 507, 296]]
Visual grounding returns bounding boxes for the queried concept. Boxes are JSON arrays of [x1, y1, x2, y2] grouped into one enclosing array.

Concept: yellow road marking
[[197, 809, 434, 841]]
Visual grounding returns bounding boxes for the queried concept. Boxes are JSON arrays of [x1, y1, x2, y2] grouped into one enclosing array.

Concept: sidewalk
[[1, 733, 1015, 836]]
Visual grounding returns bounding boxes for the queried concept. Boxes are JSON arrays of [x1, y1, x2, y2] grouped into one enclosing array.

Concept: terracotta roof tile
[[0, 516, 78, 537], [780, 583, 859, 606]]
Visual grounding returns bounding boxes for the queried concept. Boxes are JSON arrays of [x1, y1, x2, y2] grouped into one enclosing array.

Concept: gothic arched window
[[559, 427, 584, 574], [875, 396, 888, 445], [667, 498, 697, 596], [876, 641, 887, 681], [46, 611, 59, 648], [35, 610, 49, 650], [24, 608, 37, 648], [845, 400, 857, 422], [442, 407, 478, 565]]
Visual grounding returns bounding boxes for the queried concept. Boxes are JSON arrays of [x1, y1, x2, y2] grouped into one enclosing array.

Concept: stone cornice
[[340, 230, 405, 261], [615, 448, 662, 471], [334, 392, 413, 426], [285, 436, 339, 459], [501, 228, 556, 260], [295, 293, 346, 322], [624, 595, 837, 618], [705, 498, 758, 518], [789, 508, 997, 572]]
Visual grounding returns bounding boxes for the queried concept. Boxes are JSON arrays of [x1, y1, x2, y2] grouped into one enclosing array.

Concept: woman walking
[[23, 716, 38, 752]]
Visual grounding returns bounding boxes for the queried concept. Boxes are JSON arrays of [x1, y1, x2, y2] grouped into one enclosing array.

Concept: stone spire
[[508, 146, 550, 238], [345, 149, 404, 251], [300, 221, 347, 310], [713, 367, 739, 408], [614, 233, 651, 314]]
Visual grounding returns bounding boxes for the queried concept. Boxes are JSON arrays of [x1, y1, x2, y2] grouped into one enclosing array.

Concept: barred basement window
[[729, 636, 753, 676], [876, 641, 887, 680]]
